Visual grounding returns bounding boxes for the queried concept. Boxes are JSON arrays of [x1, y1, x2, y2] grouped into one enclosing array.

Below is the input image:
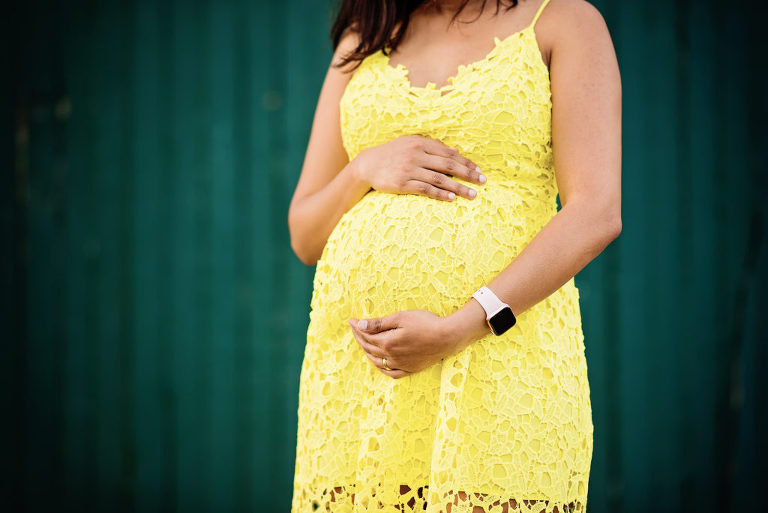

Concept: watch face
[[489, 307, 517, 335]]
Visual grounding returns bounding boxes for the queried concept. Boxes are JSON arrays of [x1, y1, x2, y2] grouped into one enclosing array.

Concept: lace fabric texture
[[292, 1, 593, 511]]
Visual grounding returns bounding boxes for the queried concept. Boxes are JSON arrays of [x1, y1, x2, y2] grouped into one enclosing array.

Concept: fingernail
[[448, 192, 456, 200], [478, 174, 487, 184], [475, 165, 482, 173], [468, 189, 477, 199], [359, 320, 368, 330]]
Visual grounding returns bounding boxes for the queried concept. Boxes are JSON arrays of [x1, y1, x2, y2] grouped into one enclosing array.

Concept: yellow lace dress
[[291, 1, 593, 511]]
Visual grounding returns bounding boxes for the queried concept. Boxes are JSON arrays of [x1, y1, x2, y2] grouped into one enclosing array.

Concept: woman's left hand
[[348, 309, 464, 379]]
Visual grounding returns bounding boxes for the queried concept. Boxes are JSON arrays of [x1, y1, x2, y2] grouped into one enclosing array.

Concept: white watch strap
[[471, 286, 509, 320]]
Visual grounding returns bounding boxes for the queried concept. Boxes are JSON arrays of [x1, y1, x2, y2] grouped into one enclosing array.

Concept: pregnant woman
[[288, 0, 621, 511]]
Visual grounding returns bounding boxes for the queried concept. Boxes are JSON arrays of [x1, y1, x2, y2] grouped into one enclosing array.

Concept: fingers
[[418, 137, 484, 180], [399, 136, 485, 201], [381, 368, 411, 379], [351, 327, 387, 358], [371, 352, 411, 379], [357, 315, 399, 334], [349, 319, 389, 354], [409, 165, 478, 200], [418, 152, 486, 187], [401, 179, 457, 202], [348, 320, 410, 379]]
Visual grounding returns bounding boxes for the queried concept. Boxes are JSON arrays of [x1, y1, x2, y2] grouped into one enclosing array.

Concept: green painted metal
[[4, 0, 766, 512]]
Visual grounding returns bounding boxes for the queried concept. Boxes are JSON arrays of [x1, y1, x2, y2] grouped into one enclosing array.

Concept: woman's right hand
[[351, 135, 487, 201]]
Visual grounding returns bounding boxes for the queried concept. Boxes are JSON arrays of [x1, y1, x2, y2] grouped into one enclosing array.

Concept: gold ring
[[382, 357, 393, 371]]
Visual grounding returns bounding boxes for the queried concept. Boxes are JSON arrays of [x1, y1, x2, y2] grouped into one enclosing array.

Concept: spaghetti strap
[[530, 0, 551, 29]]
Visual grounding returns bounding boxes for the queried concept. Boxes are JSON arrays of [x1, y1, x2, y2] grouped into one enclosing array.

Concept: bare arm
[[444, 0, 623, 345], [287, 31, 371, 266]]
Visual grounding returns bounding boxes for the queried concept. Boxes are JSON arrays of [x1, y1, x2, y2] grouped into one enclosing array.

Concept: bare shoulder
[[542, 0, 608, 27], [330, 27, 364, 75], [540, 0, 613, 46], [534, 0, 614, 66]]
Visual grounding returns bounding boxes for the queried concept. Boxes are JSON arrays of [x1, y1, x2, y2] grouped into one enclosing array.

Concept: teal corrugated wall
[[4, 0, 766, 512]]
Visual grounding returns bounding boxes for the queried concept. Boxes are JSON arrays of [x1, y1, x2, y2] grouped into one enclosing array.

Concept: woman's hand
[[351, 134, 487, 202], [348, 309, 468, 379]]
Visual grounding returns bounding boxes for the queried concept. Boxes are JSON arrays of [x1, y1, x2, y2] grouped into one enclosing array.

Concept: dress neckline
[[379, 24, 547, 100]]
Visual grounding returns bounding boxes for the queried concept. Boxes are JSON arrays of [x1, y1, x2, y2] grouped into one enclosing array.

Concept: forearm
[[445, 199, 621, 350], [289, 160, 371, 266]]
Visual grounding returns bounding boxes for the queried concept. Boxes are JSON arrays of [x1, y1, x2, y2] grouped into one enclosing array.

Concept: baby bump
[[313, 187, 545, 320]]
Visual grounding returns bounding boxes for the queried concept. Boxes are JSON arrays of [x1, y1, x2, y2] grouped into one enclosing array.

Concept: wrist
[[347, 154, 370, 192], [443, 298, 491, 352]]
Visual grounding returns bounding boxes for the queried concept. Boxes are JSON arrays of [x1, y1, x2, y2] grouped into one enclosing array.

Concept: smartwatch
[[471, 286, 517, 336]]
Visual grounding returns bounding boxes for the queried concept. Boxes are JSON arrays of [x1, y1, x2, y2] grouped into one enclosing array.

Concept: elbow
[[600, 209, 622, 244], [291, 236, 319, 267], [288, 204, 321, 267], [586, 196, 622, 242], [565, 196, 622, 242], [606, 215, 622, 241], [575, 199, 621, 244], [288, 205, 313, 265], [289, 224, 319, 267], [288, 210, 317, 267]]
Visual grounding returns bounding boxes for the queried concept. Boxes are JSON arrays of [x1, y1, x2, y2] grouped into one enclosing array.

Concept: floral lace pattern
[[292, 1, 593, 511]]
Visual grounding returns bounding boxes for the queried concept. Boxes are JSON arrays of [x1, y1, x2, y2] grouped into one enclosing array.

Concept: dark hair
[[330, 0, 519, 71]]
